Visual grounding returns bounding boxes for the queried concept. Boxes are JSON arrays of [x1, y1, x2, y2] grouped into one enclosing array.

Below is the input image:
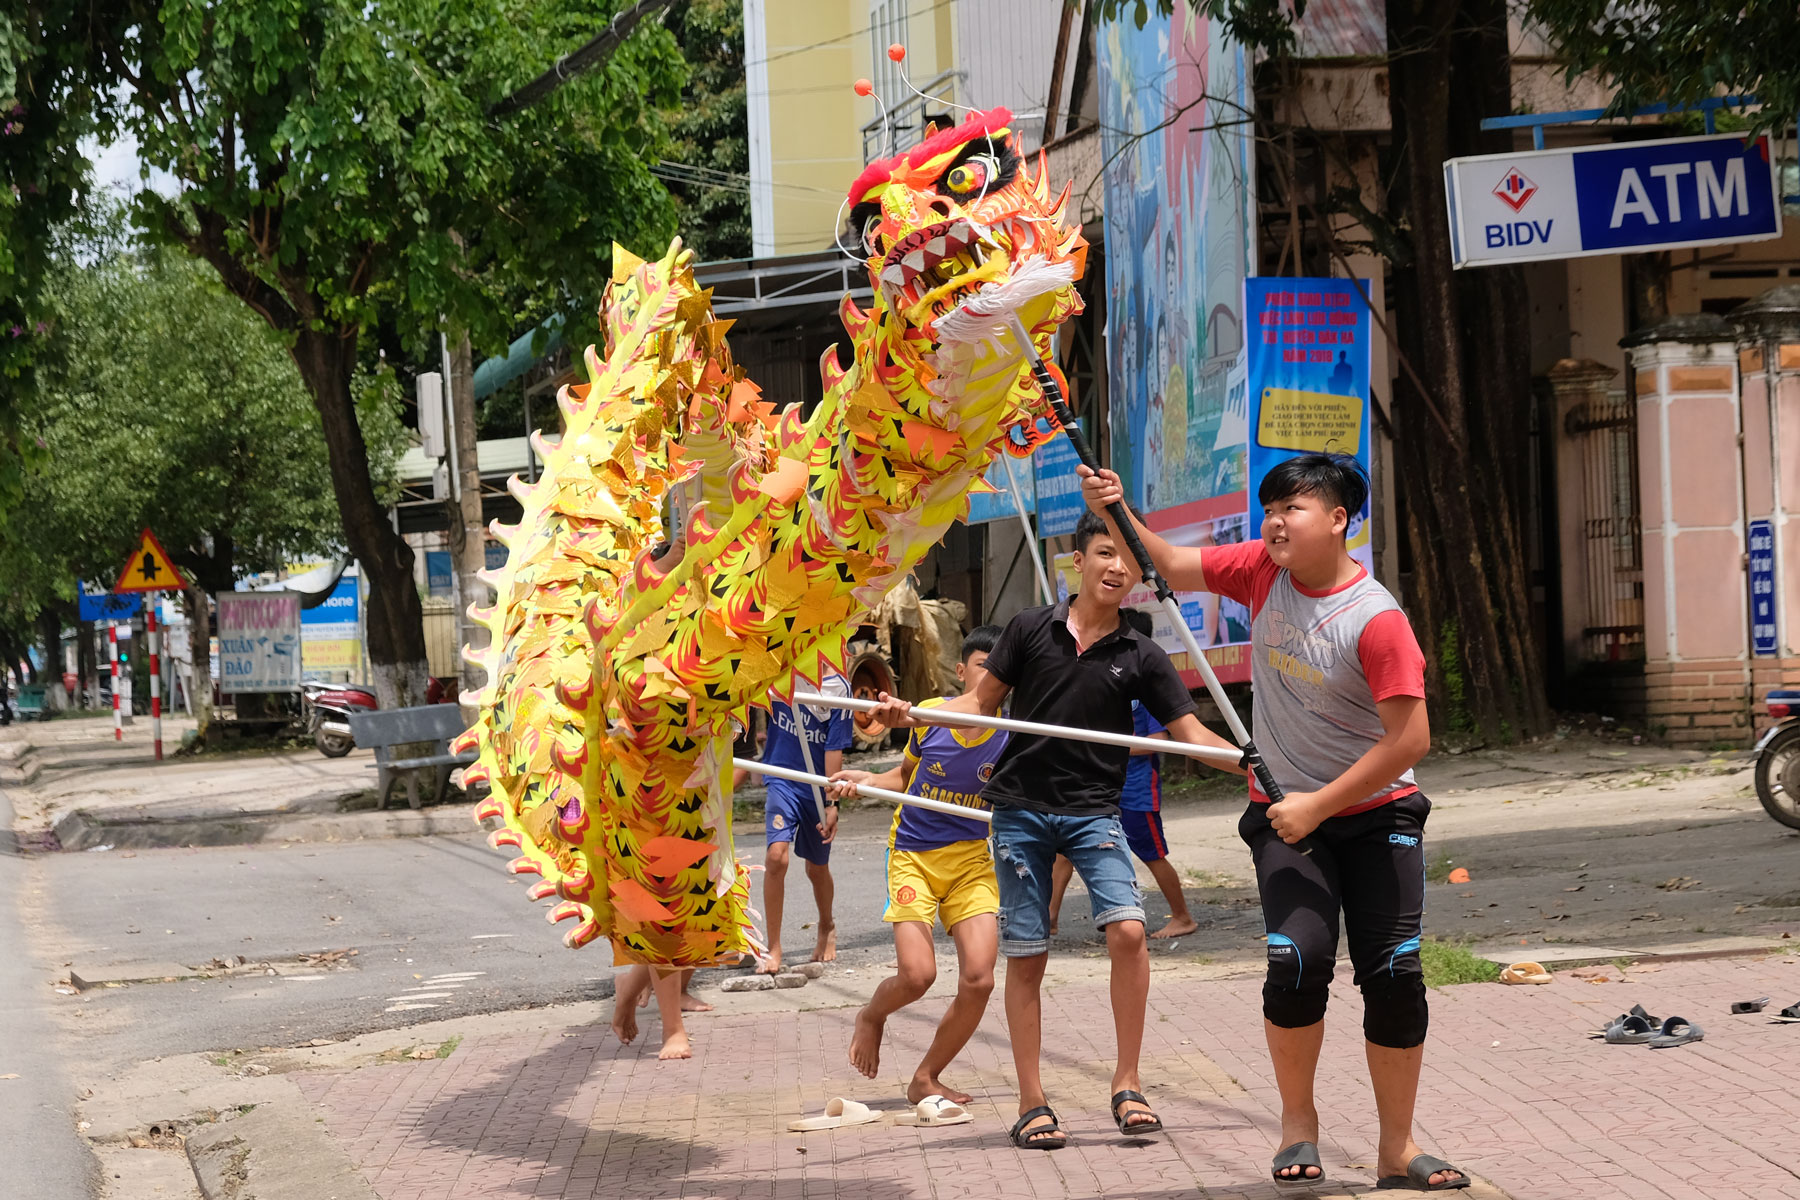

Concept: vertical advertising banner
[[215, 592, 302, 693], [1244, 278, 1374, 573], [1098, 9, 1254, 515], [301, 574, 363, 679]]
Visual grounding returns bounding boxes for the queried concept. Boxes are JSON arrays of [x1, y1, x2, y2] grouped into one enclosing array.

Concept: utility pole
[[443, 328, 488, 704]]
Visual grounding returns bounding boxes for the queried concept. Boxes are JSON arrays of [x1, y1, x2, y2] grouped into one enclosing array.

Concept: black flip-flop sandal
[[1272, 1141, 1323, 1185], [1110, 1089, 1164, 1135], [1647, 1015, 1704, 1048], [1008, 1105, 1067, 1151], [1376, 1153, 1470, 1191]]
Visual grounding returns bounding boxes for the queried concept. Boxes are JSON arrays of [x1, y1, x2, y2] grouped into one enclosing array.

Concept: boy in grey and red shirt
[[1080, 453, 1467, 1192]]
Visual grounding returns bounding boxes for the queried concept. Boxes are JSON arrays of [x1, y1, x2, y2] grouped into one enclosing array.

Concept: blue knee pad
[[1262, 933, 1331, 1028], [1360, 972, 1429, 1048]]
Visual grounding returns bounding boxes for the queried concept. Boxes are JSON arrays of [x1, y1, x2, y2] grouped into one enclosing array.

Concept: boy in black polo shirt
[[874, 510, 1241, 1150]]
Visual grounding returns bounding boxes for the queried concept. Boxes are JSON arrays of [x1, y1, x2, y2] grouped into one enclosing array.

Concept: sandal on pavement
[[1629, 1003, 1663, 1029], [1110, 1089, 1164, 1135], [1498, 961, 1552, 985], [787, 1097, 879, 1132], [1769, 1000, 1800, 1023], [1602, 1014, 1656, 1044], [1271, 1141, 1323, 1185], [895, 1095, 972, 1127], [1647, 1015, 1704, 1048], [1376, 1153, 1471, 1191], [1009, 1106, 1067, 1150]]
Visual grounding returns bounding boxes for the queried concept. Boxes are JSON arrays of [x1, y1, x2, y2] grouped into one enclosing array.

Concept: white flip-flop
[[896, 1094, 972, 1127], [787, 1097, 879, 1132]]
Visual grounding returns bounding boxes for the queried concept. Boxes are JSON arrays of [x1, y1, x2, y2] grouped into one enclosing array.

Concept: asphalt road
[[1, 791, 99, 1200], [19, 810, 927, 1080]]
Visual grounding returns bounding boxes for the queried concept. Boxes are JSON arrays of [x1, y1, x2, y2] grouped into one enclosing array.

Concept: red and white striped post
[[108, 623, 121, 742], [147, 594, 162, 760]]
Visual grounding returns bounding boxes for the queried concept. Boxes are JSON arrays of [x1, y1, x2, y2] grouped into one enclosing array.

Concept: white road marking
[[384, 1002, 439, 1012], [386, 991, 456, 1001], [470, 934, 515, 940]]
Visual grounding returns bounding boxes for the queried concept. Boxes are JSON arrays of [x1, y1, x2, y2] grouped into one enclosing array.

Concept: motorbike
[[1752, 690, 1800, 830], [302, 680, 378, 758]]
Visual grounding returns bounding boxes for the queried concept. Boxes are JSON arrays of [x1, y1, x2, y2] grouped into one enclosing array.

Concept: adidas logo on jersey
[[928, 760, 948, 777]]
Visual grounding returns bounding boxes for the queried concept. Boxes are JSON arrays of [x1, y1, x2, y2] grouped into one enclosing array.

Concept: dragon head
[[845, 108, 1086, 349]]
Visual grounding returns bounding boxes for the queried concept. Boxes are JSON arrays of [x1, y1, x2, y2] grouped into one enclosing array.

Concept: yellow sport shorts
[[884, 839, 999, 931]]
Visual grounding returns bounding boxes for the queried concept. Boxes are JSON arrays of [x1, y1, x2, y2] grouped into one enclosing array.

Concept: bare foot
[[611, 998, 639, 1046], [848, 1006, 885, 1079], [811, 922, 837, 963], [1149, 914, 1199, 939], [637, 991, 650, 1008], [658, 1030, 693, 1060], [679, 992, 714, 1013], [756, 948, 784, 975], [1275, 1107, 1322, 1181], [907, 1075, 972, 1106]]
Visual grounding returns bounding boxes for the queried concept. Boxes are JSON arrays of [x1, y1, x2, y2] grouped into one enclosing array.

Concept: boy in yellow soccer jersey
[[828, 626, 1005, 1109]]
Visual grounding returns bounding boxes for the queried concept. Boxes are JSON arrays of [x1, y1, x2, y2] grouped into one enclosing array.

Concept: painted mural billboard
[[1098, 10, 1256, 682]]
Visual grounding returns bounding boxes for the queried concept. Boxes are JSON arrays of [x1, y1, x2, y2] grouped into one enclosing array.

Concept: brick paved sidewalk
[[292, 953, 1800, 1200]]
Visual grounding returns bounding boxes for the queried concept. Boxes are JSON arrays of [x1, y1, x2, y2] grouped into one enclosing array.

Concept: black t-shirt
[[982, 600, 1197, 816]]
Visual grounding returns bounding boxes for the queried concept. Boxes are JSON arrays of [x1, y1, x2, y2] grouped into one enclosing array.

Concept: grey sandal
[[1272, 1141, 1323, 1185], [1603, 1014, 1655, 1044], [1647, 1015, 1704, 1048], [1377, 1153, 1470, 1191]]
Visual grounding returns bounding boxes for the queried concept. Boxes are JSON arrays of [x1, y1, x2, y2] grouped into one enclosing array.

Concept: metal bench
[[349, 703, 476, 810], [16, 683, 49, 721]]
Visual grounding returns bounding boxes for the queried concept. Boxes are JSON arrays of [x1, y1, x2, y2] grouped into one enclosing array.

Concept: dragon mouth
[[878, 219, 1005, 324]]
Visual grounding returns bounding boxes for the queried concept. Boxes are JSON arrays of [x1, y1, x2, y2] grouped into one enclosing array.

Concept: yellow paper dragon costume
[[455, 107, 1087, 968]]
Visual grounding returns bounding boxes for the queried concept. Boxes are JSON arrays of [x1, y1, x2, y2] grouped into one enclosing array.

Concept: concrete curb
[[186, 1099, 377, 1200], [54, 803, 497, 850]]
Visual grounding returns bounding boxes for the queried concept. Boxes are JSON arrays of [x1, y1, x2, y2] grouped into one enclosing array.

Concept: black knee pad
[[1360, 973, 1428, 1048], [1262, 934, 1330, 1028]]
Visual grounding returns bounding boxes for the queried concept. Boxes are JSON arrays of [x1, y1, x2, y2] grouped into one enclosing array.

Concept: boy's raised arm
[[1076, 465, 1211, 592]]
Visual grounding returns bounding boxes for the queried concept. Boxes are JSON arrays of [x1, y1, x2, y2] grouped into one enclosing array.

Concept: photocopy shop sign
[[1446, 133, 1781, 268]]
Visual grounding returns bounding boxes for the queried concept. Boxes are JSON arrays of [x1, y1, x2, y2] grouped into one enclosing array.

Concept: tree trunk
[[185, 583, 215, 738], [76, 619, 95, 709], [290, 327, 432, 709], [449, 328, 488, 702], [1385, 0, 1550, 743], [37, 607, 65, 710]]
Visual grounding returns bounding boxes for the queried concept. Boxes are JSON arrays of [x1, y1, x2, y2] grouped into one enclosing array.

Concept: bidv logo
[[1388, 833, 1419, 847], [1487, 166, 1553, 249]]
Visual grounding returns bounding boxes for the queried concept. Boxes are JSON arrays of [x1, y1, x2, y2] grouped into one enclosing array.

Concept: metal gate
[[1565, 390, 1644, 662]]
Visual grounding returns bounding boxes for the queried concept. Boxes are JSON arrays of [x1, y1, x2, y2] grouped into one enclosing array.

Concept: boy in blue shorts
[[758, 672, 852, 973], [828, 626, 1005, 1109], [1081, 454, 1465, 1190]]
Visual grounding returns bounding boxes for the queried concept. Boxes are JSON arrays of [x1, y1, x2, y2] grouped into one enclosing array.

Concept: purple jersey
[[889, 698, 1007, 851]]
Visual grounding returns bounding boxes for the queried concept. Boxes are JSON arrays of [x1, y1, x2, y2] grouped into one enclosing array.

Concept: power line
[[742, 0, 959, 71]]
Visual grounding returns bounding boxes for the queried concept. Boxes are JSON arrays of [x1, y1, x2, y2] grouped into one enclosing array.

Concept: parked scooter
[[302, 680, 378, 758], [1753, 690, 1800, 830]]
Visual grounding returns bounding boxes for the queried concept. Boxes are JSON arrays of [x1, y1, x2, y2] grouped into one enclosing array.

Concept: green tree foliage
[[5, 1, 690, 700], [1523, 2, 1800, 131], [5, 236, 388, 606], [663, 0, 750, 261]]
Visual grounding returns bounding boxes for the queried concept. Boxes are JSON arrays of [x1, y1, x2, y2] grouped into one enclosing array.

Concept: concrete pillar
[[1622, 313, 1748, 745], [1543, 358, 1619, 677], [1731, 285, 1800, 736]]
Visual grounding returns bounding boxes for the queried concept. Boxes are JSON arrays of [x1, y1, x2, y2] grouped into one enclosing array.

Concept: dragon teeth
[[881, 262, 907, 287], [903, 248, 926, 273], [925, 236, 948, 259]]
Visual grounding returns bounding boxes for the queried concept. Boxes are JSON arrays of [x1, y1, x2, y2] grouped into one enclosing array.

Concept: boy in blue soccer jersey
[[828, 627, 1005, 1108], [758, 672, 853, 973]]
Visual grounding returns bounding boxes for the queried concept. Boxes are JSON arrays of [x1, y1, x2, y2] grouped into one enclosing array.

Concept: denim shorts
[[990, 808, 1145, 958]]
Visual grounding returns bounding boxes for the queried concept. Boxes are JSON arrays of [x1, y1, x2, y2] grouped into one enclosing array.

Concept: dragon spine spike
[[466, 107, 1085, 969], [506, 474, 532, 503]]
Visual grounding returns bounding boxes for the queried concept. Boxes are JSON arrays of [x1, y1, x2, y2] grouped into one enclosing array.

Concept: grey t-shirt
[[1203, 541, 1426, 814]]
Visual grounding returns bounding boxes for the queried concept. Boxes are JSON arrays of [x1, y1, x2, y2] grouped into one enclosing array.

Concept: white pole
[[147, 593, 162, 761], [108, 624, 120, 742], [734, 758, 992, 825], [792, 690, 1242, 768], [787, 697, 831, 826], [1000, 453, 1053, 605]]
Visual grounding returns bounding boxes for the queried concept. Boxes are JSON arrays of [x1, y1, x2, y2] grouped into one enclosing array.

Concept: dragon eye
[[943, 154, 998, 197]]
